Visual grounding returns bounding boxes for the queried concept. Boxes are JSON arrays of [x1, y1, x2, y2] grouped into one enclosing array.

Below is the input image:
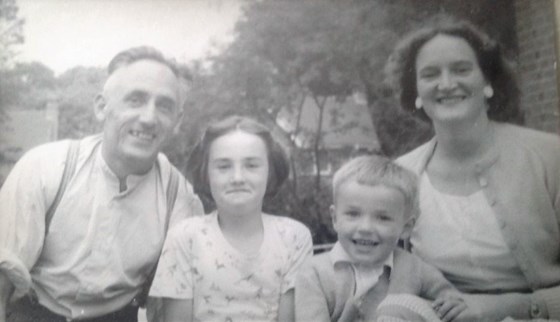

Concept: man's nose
[[139, 102, 157, 124]]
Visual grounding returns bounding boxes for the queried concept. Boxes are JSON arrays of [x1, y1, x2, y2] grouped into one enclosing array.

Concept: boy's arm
[[0, 273, 14, 322], [295, 260, 331, 322]]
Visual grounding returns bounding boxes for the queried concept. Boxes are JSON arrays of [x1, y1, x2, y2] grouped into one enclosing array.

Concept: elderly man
[[0, 47, 203, 322]]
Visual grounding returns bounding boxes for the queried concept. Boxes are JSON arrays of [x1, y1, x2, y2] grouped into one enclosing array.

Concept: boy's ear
[[329, 205, 337, 230], [400, 216, 416, 240], [94, 94, 107, 122]]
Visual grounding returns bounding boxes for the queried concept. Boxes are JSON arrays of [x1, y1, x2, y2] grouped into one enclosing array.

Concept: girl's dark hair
[[384, 14, 523, 123], [187, 115, 290, 210]]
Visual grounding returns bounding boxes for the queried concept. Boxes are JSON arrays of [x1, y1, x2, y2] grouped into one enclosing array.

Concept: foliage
[[0, 0, 24, 69], [56, 66, 106, 139]]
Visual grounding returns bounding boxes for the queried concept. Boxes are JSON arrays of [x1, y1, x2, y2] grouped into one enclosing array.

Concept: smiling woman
[[389, 14, 560, 321]]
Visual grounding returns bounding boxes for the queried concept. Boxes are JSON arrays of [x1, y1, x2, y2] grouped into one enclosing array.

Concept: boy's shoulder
[[392, 248, 426, 272]]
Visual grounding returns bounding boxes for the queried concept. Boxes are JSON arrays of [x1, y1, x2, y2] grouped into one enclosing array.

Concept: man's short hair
[[332, 155, 419, 219], [107, 46, 192, 81]]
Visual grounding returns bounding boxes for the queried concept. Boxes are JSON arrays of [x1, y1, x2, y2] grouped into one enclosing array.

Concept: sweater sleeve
[[534, 285, 560, 319], [295, 258, 332, 322]]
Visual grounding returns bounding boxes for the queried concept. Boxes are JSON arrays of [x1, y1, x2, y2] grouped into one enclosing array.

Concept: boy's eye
[[344, 210, 361, 218], [377, 214, 393, 222]]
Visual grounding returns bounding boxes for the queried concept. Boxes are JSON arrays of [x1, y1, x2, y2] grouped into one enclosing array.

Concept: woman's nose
[[437, 70, 457, 90]]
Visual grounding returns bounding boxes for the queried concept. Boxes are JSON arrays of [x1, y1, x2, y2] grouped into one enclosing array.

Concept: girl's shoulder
[[263, 214, 312, 246], [167, 214, 215, 237], [263, 214, 310, 234]]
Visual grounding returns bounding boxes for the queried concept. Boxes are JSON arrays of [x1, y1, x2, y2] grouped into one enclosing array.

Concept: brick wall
[[514, 0, 560, 133]]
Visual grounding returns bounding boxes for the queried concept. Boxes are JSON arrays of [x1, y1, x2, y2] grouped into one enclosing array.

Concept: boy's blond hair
[[332, 155, 419, 219]]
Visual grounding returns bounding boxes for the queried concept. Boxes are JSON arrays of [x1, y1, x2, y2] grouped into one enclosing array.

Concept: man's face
[[95, 59, 181, 174]]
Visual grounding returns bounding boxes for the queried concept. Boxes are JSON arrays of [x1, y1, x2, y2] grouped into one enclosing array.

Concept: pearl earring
[[415, 97, 423, 109], [483, 85, 494, 98]]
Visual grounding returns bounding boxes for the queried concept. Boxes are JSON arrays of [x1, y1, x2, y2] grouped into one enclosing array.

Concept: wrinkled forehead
[[104, 59, 180, 100]]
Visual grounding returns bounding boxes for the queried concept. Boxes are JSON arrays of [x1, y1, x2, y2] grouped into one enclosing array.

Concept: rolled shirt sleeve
[[0, 141, 67, 298]]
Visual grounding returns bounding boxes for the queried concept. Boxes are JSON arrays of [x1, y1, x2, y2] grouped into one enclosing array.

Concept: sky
[[16, 0, 243, 74]]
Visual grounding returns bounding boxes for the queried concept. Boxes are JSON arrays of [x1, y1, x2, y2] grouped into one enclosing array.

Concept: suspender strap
[[45, 140, 80, 234], [135, 165, 180, 307]]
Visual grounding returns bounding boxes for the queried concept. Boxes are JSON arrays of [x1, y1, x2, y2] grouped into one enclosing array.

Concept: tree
[[56, 66, 106, 139], [0, 0, 25, 69]]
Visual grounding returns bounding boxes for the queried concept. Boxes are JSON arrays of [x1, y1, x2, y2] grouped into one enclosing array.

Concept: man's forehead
[[104, 59, 180, 96]]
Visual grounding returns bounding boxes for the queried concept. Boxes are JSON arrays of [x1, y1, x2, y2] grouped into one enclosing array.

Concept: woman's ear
[[93, 94, 107, 121]]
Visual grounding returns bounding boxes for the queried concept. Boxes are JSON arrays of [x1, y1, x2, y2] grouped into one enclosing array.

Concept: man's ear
[[173, 110, 184, 135], [400, 216, 416, 240], [93, 94, 107, 122]]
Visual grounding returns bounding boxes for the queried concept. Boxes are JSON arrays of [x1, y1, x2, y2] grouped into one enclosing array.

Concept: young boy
[[295, 155, 467, 322]]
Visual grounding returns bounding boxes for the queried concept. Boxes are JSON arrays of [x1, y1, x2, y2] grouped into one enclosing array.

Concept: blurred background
[[1, 0, 559, 245]]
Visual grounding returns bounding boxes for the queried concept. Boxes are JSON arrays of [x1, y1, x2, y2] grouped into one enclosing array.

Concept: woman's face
[[415, 34, 489, 125], [207, 130, 269, 212]]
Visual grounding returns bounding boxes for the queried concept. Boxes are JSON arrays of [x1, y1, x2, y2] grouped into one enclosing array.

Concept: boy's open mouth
[[352, 239, 378, 246]]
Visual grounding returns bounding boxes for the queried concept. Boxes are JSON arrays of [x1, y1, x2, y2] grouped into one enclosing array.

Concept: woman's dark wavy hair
[[186, 115, 290, 211], [384, 14, 523, 123]]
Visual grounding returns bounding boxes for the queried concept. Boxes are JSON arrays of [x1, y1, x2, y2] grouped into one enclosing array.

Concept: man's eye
[[158, 100, 176, 113], [127, 95, 144, 107]]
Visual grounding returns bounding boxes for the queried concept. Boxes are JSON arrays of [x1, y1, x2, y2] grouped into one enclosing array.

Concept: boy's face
[[331, 181, 411, 267]]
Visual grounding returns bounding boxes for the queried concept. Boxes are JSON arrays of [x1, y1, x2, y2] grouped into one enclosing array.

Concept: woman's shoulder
[[395, 139, 435, 173], [495, 122, 560, 160]]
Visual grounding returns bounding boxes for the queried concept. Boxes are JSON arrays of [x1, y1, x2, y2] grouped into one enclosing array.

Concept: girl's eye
[[247, 163, 260, 169], [419, 71, 438, 80], [215, 163, 230, 170]]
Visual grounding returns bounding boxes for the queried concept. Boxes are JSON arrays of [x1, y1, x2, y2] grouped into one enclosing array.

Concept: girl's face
[[208, 130, 269, 213], [415, 34, 489, 125]]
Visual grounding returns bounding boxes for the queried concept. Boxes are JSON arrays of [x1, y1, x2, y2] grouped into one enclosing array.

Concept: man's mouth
[[130, 130, 156, 141]]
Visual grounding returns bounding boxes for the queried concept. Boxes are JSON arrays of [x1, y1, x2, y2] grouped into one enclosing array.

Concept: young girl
[[149, 116, 313, 322]]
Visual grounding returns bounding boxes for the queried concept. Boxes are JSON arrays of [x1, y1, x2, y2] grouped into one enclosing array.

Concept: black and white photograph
[[1, 0, 559, 321]]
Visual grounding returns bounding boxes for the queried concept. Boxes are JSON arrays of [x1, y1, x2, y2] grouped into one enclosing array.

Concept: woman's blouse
[[396, 122, 560, 319], [150, 212, 313, 322], [412, 173, 526, 292]]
